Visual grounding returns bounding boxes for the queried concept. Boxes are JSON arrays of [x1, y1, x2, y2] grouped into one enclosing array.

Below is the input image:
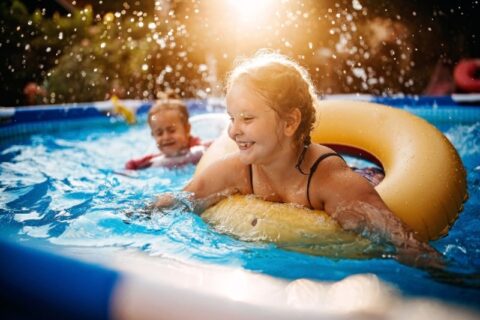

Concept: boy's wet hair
[[148, 90, 189, 125], [226, 50, 318, 147]]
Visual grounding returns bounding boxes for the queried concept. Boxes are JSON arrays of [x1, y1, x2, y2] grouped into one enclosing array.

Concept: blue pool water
[[1, 101, 479, 311]]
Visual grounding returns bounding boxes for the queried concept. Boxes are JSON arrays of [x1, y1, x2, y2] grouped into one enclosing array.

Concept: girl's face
[[149, 109, 190, 157], [226, 82, 288, 165]]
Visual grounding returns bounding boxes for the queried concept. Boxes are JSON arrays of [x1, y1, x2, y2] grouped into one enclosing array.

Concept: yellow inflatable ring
[[196, 100, 467, 246]]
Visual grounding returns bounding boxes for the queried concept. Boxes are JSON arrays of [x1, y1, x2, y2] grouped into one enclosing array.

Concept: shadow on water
[[426, 264, 480, 290]]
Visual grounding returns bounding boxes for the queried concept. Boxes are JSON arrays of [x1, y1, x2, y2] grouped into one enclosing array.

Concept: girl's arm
[[154, 155, 246, 213], [313, 158, 443, 268]]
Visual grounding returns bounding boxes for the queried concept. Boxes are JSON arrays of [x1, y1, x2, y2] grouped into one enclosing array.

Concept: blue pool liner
[[0, 238, 118, 320]]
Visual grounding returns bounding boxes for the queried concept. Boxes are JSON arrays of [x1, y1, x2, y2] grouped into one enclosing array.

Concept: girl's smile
[[226, 82, 288, 165], [237, 141, 254, 150]]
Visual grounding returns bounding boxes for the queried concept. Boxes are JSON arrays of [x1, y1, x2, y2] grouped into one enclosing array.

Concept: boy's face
[[149, 110, 191, 157]]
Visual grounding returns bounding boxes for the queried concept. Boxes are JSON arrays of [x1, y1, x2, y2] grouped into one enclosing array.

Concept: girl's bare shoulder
[[308, 144, 347, 170], [185, 152, 250, 195], [204, 152, 248, 175]]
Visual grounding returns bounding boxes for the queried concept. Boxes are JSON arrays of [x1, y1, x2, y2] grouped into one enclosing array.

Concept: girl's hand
[[395, 238, 445, 270], [154, 192, 176, 208], [192, 187, 240, 213]]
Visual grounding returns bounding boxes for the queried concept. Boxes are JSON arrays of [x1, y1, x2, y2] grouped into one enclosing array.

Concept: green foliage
[[43, 15, 154, 103], [43, 6, 208, 103], [43, 44, 109, 103], [0, 0, 209, 105], [0, 0, 92, 105]]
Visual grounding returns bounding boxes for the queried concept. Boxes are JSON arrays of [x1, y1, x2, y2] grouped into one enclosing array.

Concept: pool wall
[[0, 238, 331, 320], [2, 94, 480, 139], [2, 236, 479, 320], [0, 98, 226, 139]]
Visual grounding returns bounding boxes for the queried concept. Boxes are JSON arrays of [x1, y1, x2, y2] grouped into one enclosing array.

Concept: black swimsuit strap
[[249, 164, 254, 193], [249, 152, 344, 207], [306, 152, 345, 208]]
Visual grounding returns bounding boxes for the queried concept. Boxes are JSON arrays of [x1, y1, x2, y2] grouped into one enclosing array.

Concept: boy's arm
[[125, 154, 158, 170]]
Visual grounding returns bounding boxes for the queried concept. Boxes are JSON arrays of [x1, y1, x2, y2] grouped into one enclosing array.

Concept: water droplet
[[352, 0, 363, 10]]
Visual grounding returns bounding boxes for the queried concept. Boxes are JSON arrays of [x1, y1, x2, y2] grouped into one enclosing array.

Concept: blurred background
[[1, 0, 479, 106]]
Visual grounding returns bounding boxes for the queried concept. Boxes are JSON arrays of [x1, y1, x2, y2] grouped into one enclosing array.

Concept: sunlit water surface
[[0, 112, 479, 310]]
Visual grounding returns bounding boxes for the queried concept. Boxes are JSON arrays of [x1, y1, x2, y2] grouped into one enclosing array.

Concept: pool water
[[1, 107, 479, 311]]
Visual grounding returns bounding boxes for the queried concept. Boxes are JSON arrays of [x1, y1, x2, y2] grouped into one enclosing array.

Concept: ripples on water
[[0, 119, 479, 308]]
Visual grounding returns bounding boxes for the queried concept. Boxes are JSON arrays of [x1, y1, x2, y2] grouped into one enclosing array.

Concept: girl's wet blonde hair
[[226, 50, 318, 147]]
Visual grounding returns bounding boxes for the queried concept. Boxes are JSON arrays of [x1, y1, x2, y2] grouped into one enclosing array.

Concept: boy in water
[[125, 98, 210, 170]]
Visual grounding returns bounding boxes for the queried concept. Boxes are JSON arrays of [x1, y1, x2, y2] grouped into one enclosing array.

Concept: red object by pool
[[454, 59, 480, 93]]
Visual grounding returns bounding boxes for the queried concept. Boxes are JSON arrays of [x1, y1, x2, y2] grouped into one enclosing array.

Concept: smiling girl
[[155, 51, 442, 267]]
